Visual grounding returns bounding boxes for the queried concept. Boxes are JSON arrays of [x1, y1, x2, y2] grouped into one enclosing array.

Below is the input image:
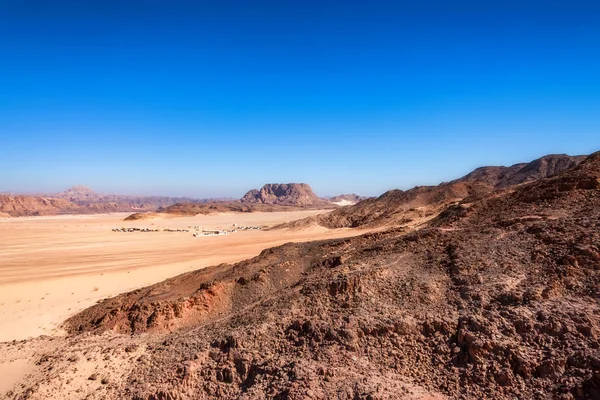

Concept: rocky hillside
[[241, 183, 331, 207], [0, 194, 81, 217], [450, 154, 586, 188], [307, 182, 491, 229], [30, 151, 600, 399], [287, 153, 587, 230]]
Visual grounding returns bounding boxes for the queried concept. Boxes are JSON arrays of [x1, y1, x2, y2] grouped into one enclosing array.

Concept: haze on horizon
[[1, 1, 599, 198]]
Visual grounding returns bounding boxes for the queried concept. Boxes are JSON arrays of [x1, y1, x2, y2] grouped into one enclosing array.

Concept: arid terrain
[[0, 210, 359, 343], [3, 0, 597, 398], [1, 152, 599, 399]]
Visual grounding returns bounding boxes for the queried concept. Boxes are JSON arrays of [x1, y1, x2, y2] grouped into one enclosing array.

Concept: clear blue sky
[[1, 1, 599, 198]]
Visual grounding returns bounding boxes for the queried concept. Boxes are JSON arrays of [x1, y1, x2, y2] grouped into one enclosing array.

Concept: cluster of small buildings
[[236, 225, 263, 231], [112, 227, 188, 233], [112, 223, 263, 236], [193, 229, 233, 237], [112, 227, 159, 232]]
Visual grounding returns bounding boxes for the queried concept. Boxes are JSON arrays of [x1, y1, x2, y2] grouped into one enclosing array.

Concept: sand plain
[[0, 210, 358, 343]]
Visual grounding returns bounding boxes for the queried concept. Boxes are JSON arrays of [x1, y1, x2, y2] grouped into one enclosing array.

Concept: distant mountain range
[[0, 186, 233, 217], [278, 153, 588, 229], [0, 195, 81, 218], [53, 185, 230, 209], [0, 154, 585, 218]]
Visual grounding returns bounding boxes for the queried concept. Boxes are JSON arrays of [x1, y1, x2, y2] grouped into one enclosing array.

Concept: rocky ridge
[[449, 154, 586, 188], [287, 153, 587, 230]]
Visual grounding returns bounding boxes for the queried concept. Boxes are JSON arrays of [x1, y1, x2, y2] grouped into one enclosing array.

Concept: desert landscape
[[0, 209, 359, 343], [1, 152, 599, 399], [3, 2, 599, 399]]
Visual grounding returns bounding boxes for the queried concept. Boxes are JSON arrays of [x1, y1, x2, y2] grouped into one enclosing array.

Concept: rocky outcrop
[[241, 183, 331, 207]]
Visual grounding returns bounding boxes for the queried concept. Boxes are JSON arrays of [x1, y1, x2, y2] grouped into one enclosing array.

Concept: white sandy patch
[[331, 200, 356, 206]]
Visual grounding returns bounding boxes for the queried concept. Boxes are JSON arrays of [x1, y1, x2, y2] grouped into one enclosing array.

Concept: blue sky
[[1, 1, 599, 198]]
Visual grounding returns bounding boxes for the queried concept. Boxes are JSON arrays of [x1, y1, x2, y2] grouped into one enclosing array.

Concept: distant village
[[112, 223, 263, 236]]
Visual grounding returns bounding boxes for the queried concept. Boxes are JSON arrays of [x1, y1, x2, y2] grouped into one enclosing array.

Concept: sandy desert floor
[[0, 210, 359, 344]]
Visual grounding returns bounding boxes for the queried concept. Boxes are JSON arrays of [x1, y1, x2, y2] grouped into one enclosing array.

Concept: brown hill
[[307, 182, 492, 229], [450, 154, 586, 188], [447, 164, 526, 187], [241, 183, 331, 206], [51, 151, 600, 399], [0, 194, 81, 217]]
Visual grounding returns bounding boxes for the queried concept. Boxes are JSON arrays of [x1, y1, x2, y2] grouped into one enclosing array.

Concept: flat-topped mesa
[[241, 183, 331, 206]]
